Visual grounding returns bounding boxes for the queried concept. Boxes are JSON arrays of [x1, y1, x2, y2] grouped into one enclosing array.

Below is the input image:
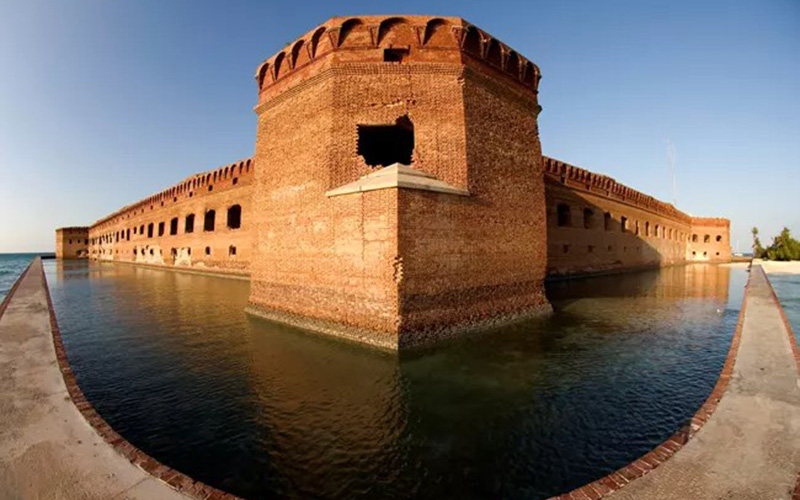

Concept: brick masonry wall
[[55, 227, 89, 259], [84, 160, 253, 275], [544, 157, 731, 276]]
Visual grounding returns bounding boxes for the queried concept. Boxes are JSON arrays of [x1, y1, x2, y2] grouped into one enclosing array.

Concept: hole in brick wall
[[185, 214, 195, 233], [384, 48, 409, 62], [205, 246, 211, 256], [158, 222, 164, 237], [209, 185, 214, 192], [204, 210, 216, 232], [170, 218, 178, 236], [227, 205, 242, 229], [229, 245, 237, 256], [583, 208, 594, 229], [557, 204, 571, 227], [716, 235, 722, 242], [232, 177, 238, 185], [357, 115, 414, 167]]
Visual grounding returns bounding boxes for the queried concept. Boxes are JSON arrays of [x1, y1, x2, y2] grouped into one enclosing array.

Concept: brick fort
[[55, 16, 732, 350]]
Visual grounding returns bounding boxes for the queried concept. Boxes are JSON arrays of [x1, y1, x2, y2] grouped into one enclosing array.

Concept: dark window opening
[[557, 204, 571, 227], [170, 218, 178, 235], [229, 245, 237, 256], [357, 115, 414, 167], [604, 212, 612, 231], [384, 48, 409, 62], [147, 223, 154, 238], [704, 234, 710, 243], [126, 229, 130, 240], [583, 208, 594, 229], [158, 222, 164, 237], [692, 234, 698, 242], [205, 246, 211, 256], [227, 205, 242, 229], [716, 235, 722, 242], [185, 214, 195, 233], [232, 177, 238, 185], [208, 185, 214, 192], [621, 216, 628, 233], [204, 210, 216, 232]]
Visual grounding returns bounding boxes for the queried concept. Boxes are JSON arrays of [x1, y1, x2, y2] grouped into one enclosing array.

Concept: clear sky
[[0, 0, 797, 253]]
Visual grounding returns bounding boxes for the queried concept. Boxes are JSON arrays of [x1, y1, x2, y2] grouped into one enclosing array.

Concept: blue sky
[[0, 0, 797, 253]]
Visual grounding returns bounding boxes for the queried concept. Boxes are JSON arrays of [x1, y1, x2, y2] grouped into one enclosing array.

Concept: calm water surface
[[0, 253, 37, 301], [44, 261, 745, 500], [766, 272, 800, 343]]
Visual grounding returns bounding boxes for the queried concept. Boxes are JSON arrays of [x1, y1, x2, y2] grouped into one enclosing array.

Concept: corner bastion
[[55, 15, 731, 351]]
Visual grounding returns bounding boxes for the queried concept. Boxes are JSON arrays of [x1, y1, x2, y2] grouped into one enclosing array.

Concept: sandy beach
[[755, 259, 800, 275]]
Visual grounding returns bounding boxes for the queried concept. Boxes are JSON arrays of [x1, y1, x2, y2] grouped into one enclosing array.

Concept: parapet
[[254, 15, 541, 101], [91, 158, 254, 232], [690, 217, 730, 227], [543, 156, 692, 223]]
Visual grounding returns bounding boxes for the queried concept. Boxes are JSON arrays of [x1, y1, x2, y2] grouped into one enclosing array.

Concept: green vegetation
[[752, 227, 800, 261]]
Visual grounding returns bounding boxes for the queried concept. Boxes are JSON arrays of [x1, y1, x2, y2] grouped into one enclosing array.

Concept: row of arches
[[691, 234, 724, 243], [554, 203, 688, 242], [256, 17, 539, 90], [90, 205, 242, 246]]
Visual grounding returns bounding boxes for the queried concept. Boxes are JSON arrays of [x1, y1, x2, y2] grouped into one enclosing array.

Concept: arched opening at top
[[716, 235, 722, 242], [378, 17, 411, 46], [463, 26, 481, 56], [310, 27, 327, 57], [227, 205, 242, 229], [557, 204, 571, 227], [423, 18, 450, 45], [339, 18, 367, 46], [486, 39, 502, 67], [357, 115, 414, 167], [704, 234, 711, 243], [506, 51, 520, 78], [204, 210, 216, 232]]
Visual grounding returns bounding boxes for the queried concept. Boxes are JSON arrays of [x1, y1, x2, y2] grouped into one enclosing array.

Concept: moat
[[44, 261, 745, 500]]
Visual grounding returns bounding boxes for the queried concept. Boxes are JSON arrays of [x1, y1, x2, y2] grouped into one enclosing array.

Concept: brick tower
[[246, 16, 550, 350]]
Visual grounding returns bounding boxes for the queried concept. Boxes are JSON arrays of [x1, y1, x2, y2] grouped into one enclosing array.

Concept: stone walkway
[[604, 265, 800, 500], [0, 258, 192, 500]]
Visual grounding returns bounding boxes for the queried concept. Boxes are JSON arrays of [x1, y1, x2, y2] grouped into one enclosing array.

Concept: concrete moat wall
[[55, 14, 731, 350]]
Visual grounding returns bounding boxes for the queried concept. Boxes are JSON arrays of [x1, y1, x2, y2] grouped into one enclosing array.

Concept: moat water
[[44, 261, 746, 500], [766, 272, 800, 344]]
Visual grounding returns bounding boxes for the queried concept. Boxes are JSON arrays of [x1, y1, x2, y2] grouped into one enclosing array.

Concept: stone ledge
[[325, 163, 470, 198]]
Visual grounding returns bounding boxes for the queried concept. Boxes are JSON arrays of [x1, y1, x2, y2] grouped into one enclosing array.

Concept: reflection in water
[[46, 261, 745, 500]]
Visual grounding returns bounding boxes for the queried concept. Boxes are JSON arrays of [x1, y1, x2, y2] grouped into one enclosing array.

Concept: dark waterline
[[45, 261, 745, 500], [766, 273, 800, 344]]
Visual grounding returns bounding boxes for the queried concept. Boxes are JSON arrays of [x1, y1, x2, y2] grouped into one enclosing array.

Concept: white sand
[[755, 259, 800, 275]]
